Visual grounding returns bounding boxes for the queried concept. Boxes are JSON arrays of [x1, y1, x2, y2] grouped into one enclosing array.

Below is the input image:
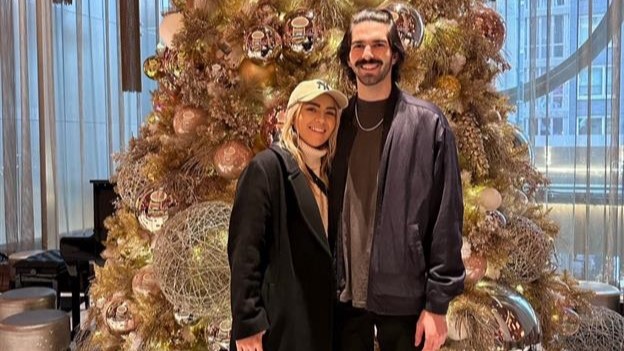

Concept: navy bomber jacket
[[329, 84, 465, 316]]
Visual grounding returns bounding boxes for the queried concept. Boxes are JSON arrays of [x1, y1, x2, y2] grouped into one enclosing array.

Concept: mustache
[[355, 59, 383, 67]]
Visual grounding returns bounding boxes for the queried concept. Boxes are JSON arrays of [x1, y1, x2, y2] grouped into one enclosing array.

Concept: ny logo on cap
[[316, 80, 330, 91]]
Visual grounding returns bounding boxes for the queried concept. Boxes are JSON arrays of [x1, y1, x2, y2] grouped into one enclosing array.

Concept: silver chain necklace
[[355, 103, 384, 132]]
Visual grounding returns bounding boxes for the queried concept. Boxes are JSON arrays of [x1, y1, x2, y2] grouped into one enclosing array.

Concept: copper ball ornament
[[282, 9, 323, 58], [132, 265, 160, 297], [213, 141, 254, 180], [478, 187, 503, 211], [464, 254, 487, 284], [102, 295, 138, 335], [472, 5, 506, 54], [137, 189, 175, 233], [173, 107, 208, 135], [381, 2, 425, 49], [244, 25, 282, 64]]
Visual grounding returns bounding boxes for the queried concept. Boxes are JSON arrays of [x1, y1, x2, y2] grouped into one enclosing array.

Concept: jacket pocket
[[369, 224, 426, 299]]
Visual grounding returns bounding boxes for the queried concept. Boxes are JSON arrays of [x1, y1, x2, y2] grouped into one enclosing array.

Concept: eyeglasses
[[350, 41, 390, 56]]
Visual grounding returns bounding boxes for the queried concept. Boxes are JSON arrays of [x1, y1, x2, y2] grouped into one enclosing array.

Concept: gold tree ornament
[[239, 58, 276, 87], [244, 25, 283, 64], [213, 140, 254, 180], [463, 254, 487, 284], [173, 107, 208, 135], [136, 188, 176, 233], [153, 201, 231, 324], [470, 4, 506, 55], [381, 2, 425, 49], [282, 9, 324, 59], [476, 280, 542, 348], [160, 12, 185, 48], [102, 294, 139, 336], [146, 113, 159, 125], [477, 187, 502, 211], [131, 265, 160, 297], [143, 56, 162, 80], [452, 112, 489, 179]]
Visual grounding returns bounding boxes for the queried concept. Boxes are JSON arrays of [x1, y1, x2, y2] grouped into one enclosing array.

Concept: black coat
[[228, 144, 334, 351], [329, 85, 465, 316]]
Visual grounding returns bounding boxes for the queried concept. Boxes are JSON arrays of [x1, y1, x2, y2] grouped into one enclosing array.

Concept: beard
[[353, 58, 392, 86]]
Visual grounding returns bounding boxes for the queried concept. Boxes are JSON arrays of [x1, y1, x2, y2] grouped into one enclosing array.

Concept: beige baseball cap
[[287, 79, 349, 110]]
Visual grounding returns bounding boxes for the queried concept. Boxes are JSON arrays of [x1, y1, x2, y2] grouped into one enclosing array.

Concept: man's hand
[[415, 310, 447, 351], [236, 330, 265, 351]]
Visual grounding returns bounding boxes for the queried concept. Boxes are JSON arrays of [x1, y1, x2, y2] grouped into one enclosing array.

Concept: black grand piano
[[60, 179, 117, 332]]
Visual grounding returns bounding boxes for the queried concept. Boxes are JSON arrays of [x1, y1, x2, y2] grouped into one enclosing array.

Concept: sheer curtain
[[496, 0, 624, 285], [0, 0, 164, 253]]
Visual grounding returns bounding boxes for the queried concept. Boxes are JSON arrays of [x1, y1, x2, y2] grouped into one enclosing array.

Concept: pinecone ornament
[[453, 112, 490, 179]]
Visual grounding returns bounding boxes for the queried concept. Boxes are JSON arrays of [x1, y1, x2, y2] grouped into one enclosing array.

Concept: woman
[[228, 79, 348, 351]]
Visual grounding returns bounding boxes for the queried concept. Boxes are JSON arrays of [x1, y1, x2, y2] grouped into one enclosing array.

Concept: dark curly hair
[[337, 8, 406, 84]]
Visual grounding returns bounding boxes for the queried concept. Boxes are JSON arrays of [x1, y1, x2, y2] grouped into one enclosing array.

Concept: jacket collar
[[269, 144, 331, 257]]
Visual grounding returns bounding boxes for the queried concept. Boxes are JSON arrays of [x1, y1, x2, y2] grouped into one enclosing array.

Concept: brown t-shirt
[[340, 98, 387, 308]]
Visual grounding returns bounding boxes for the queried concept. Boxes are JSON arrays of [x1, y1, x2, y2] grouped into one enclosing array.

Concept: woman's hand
[[236, 330, 266, 351]]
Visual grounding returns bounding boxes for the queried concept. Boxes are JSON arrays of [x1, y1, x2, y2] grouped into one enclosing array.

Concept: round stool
[[0, 309, 70, 351], [0, 287, 57, 321], [578, 280, 621, 312]]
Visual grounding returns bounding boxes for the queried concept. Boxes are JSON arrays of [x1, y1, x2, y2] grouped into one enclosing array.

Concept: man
[[329, 9, 465, 351]]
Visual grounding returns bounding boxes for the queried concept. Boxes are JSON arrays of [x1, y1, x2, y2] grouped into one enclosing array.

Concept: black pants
[[334, 302, 422, 351]]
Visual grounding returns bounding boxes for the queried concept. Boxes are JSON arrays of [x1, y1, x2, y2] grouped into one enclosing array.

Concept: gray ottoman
[[0, 309, 70, 351], [578, 280, 621, 312], [0, 287, 57, 321]]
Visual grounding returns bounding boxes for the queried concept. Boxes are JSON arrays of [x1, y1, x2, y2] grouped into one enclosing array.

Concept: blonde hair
[[278, 97, 342, 186]]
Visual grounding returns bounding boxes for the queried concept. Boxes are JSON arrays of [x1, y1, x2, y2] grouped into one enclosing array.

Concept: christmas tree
[[79, 0, 624, 350]]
